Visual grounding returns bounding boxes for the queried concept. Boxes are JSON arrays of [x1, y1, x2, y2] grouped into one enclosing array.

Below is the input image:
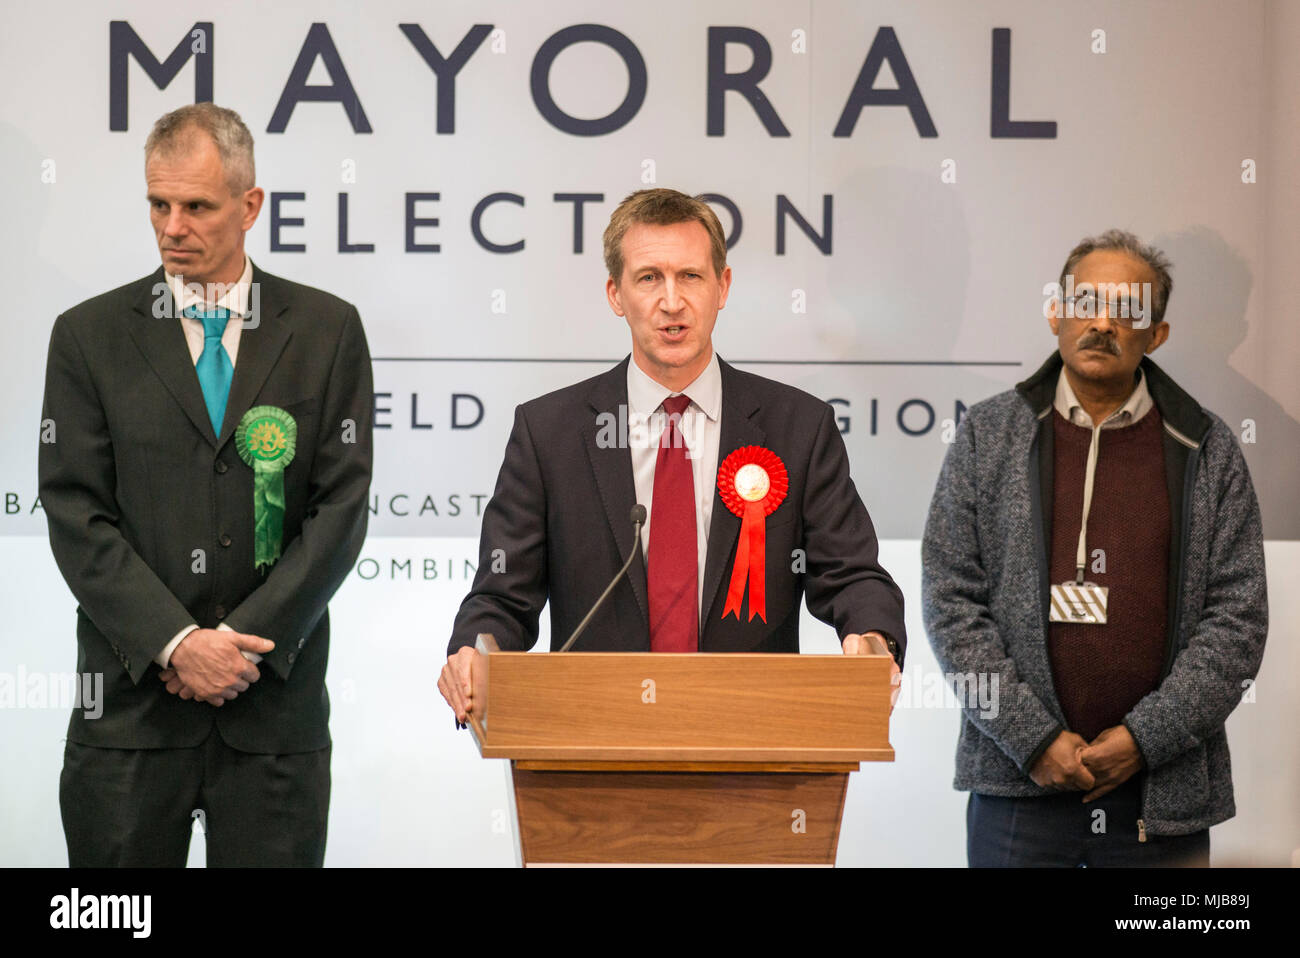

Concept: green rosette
[[235, 405, 297, 571]]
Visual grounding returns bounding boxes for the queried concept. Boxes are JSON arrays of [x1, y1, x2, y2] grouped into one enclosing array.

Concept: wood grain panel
[[480, 652, 891, 756], [513, 768, 850, 865]]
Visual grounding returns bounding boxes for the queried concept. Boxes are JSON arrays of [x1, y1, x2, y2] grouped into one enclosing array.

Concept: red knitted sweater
[[1048, 407, 1170, 742]]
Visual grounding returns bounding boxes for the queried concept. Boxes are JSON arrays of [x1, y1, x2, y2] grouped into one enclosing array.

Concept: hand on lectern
[[438, 646, 477, 724], [842, 632, 902, 714]]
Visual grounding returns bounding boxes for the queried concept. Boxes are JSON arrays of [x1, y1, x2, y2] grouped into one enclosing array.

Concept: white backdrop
[[1, 0, 1297, 866]]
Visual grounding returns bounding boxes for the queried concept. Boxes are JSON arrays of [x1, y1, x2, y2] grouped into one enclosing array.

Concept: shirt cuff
[[217, 620, 263, 663], [156, 625, 198, 669]]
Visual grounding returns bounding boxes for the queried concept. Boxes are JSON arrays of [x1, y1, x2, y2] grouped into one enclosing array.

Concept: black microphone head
[[630, 504, 647, 525]]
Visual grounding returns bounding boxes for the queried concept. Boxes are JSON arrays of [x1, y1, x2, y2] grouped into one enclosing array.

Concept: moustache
[[1075, 332, 1121, 356]]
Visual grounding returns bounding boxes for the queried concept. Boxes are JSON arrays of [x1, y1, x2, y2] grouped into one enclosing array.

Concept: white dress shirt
[[171, 254, 252, 364], [1054, 367, 1153, 429], [155, 255, 258, 669], [626, 350, 722, 622]]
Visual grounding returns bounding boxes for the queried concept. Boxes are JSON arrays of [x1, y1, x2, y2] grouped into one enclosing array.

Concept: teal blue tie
[[184, 305, 234, 434]]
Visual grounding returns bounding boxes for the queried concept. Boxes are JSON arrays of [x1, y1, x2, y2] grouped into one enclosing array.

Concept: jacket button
[[214, 604, 227, 619], [219, 534, 232, 547], [297, 637, 305, 649], [215, 460, 228, 474], [287, 652, 296, 664]]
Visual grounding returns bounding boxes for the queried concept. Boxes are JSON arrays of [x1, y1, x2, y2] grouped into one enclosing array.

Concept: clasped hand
[[1029, 725, 1144, 802], [157, 628, 275, 707]]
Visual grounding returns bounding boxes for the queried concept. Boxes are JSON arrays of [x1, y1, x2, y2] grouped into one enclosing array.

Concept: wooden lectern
[[465, 634, 894, 866]]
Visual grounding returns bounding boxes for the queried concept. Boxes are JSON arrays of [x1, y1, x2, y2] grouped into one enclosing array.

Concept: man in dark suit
[[440, 189, 904, 722], [38, 103, 372, 866]]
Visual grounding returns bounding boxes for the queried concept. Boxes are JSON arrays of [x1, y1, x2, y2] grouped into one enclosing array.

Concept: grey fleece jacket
[[921, 352, 1268, 837]]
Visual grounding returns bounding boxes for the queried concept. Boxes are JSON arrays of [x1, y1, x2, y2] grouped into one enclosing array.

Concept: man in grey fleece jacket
[[922, 230, 1267, 867]]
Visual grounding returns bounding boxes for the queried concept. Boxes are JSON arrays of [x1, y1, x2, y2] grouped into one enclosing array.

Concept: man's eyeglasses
[[1061, 292, 1151, 329]]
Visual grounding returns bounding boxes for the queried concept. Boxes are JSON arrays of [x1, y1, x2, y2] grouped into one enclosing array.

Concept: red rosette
[[716, 446, 788, 622]]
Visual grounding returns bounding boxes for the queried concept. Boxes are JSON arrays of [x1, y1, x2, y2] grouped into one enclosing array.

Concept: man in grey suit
[[38, 103, 373, 866]]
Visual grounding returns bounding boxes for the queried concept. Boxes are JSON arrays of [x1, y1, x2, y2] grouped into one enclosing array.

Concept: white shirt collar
[[167, 254, 253, 317], [627, 349, 722, 421], [1054, 366, 1153, 429]]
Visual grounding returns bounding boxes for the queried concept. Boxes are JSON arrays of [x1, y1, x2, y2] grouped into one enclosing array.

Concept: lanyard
[[1074, 423, 1102, 584]]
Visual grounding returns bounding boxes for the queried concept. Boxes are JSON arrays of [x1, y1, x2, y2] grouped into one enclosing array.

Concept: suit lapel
[[582, 358, 649, 625], [701, 358, 765, 628], [128, 267, 219, 448], [216, 263, 292, 448], [128, 261, 293, 451]]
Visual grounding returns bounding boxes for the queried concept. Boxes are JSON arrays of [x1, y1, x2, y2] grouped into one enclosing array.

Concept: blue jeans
[[966, 777, 1210, 867]]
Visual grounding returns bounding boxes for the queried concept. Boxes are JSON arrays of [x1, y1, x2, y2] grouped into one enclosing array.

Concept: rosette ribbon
[[717, 445, 789, 622], [235, 405, 297, 571]]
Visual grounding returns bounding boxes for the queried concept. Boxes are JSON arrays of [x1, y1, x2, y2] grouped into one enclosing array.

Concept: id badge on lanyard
[[1048, 421, 1109, 626], [1049, 581, 1109, 624]]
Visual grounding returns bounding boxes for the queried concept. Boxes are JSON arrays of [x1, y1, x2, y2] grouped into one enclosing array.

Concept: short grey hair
[[144, 103, 255, 195], [1058, 229, 1174, 325]]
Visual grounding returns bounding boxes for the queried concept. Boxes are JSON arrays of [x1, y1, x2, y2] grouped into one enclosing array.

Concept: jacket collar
[[127, 260, 293, 450], [1016, 351, 1211, 445], [581, 354, 766, 634]]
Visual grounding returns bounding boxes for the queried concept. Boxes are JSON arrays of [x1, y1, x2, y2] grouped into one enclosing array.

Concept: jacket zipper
[[1138, 436, 1200, 843]]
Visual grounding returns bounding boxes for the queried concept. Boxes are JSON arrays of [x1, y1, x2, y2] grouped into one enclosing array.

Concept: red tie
[[648, 395, 698, 652]]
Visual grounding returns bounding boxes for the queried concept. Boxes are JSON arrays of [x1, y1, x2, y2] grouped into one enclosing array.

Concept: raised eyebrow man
[[38, 103, 373, 867], [922, 229, 1267, 867], [439, 188, 906, 721]]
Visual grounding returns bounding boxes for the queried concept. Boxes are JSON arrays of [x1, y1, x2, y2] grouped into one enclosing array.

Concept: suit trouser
[[60, 725, 330, 867], [966, 776, 1210, 867]]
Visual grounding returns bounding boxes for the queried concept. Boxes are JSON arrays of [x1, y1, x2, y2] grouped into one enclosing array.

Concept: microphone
[[558, 504, 646, 652]]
